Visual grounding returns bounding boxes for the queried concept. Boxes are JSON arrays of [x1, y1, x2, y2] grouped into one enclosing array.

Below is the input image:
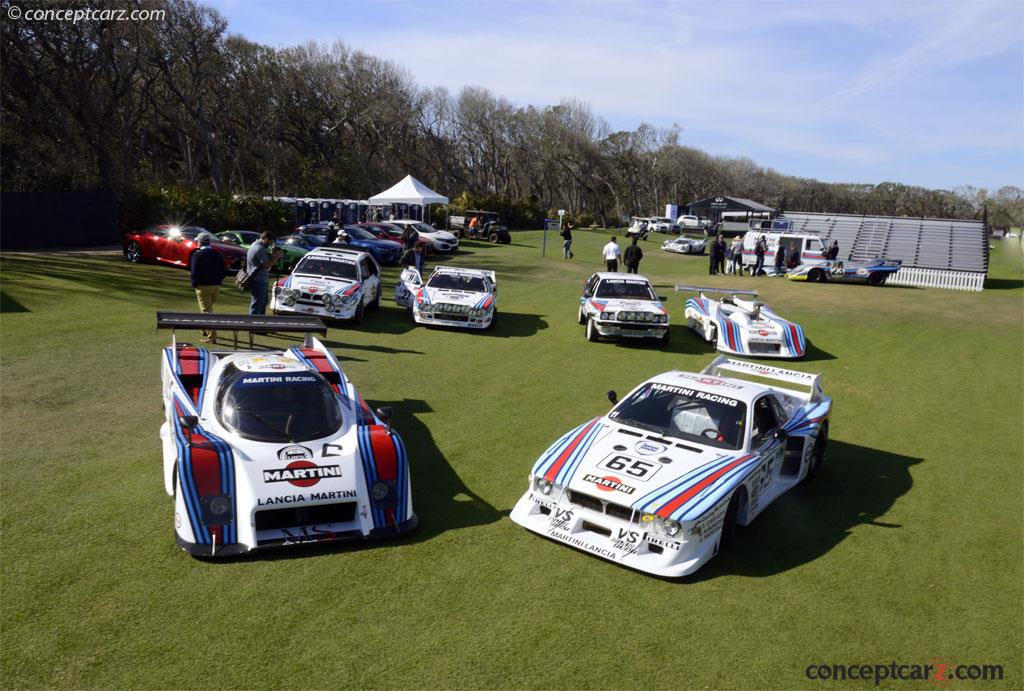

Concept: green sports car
[[215, 230, 308, 273]]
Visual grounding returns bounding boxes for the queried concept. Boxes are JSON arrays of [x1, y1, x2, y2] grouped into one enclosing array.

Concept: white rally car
[[510, 356, 831, 577], [680, 285, 806, 359], [662, 236, 706, 254], [387, 220, 459, 253], [157, 314, 416, 556], [271, 246, 382, 323], [395, 266, 497, 330], [578, 273, 669, 345]]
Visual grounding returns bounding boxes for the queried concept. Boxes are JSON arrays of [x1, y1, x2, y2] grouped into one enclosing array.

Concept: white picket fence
[[888, 267, 986, 292]]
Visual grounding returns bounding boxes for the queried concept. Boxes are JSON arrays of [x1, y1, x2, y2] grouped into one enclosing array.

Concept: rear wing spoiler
[[675, 285, 758, 297], [701, 355, 824, 402], [157, 312, 328, 360]]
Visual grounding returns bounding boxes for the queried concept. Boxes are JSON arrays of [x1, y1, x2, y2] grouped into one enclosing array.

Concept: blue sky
[[211, 0, 1023, 191]]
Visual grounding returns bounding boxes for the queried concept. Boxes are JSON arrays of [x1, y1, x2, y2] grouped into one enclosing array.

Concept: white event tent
[[368, 175, 448, 221]]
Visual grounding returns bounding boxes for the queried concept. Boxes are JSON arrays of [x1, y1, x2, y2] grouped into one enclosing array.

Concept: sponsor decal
[[687, 499, 729, 543], [598, 454, 661, 481], [257, 490, 357, 506], [545, 526, 618, 560], [611, 527, 643, 554], [321, 443, 343, 457], [675, 372, 745, 389], [277, 445, 313, 461], [646, 534, 682, 551], [548, 507, 574, 532], [263, 460, 342, 487], [634, 440, 667, 455], [239, 374, 318, 386], [649, 382, 740, 407], [583, 474, 636, 495], [529, 493, 558, 511]]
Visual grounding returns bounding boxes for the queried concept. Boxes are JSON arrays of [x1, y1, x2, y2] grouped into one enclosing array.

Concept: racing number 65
[[604, 456, 656, 478]]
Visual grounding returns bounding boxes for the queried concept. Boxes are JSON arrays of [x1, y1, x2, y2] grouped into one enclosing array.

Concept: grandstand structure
[[781, 212, 988, 291]]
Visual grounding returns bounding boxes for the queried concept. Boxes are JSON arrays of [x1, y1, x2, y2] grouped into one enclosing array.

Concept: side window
[[365, 257, 379, 277], [357, 257, 370, 279], [805, 239, 815, 250], [583, 275, 598, 297], [768, 396, 788, 426], [750, 396, 779, 444]]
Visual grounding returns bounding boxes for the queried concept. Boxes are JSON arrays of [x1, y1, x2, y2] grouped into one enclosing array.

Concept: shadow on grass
[[681, 439, 920, 581], [799, 340, 836, 362], [1, 290, 30, 313], [983, 278, 1023, 290], [238, 398, 501, 563]]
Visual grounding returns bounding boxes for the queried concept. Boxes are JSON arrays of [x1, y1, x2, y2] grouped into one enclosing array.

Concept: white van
[[742, 230, 827, 271]]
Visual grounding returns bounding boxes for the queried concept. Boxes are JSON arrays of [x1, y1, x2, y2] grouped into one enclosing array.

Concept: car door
[[748, 395, 786, 514], [358, 256, 380, 304]]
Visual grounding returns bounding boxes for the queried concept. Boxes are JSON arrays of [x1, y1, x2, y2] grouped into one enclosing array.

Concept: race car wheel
[[486, 311, 497, 331], [488, 232, 500, 243], [867, 273, 885, 286], [719, 487, 748, 550], [586, 317, 599, 342], [804, 422, 828, 481], [578, 306, 586, 325], [370, 286, 381, 311], [657, 329, 670, 347], [126, 241, 142, 263], [704, 323, 717, 344], [351, 302, 364, 325], [808, 268, 824, 283], [452, 229, 463, 239]]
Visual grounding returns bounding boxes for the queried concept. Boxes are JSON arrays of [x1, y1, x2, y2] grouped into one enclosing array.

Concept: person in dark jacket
[[190, 234, 227, 343], [753, 235, 767, 276], [774, 244, 786, 275], [401, 225, 418, 251], [246, 231, 284, 315], [708, 235, 722, 275], [624, 236, 643, 273], [827, 239, 840, 260], [715, 235, 727, 275], [560, 222, 574, 259]]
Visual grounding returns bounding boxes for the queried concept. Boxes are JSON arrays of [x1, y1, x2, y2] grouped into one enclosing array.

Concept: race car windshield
[[427, 273, 487, 292], [609, 383, 747, 450], [216, 366, 342, 443], [595, 280, 657, 300], [294, 256, 358, 280]]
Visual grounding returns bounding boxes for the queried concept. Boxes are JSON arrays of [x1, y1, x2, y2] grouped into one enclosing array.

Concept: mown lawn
[[1, 231, 1021, 689]]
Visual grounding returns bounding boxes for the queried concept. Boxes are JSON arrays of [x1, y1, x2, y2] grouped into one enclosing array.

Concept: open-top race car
[[395, 266, 497, 330], [786, 258, 902, 286], [662, 236, 706, 255], [156, 313, 416, 557], [578, 273, 670, 345], [680, 285, 805, 358], [509, 356, 831, 577], [271, 246, 382, 324]]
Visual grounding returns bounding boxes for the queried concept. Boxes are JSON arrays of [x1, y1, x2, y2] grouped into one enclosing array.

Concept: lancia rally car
[[662, 236, 706, 255], [271, 246, 382, 323], [157, 314, 416, 557], [395, 266, 497, 330], [578, 273, 669, 346], [509, 356, 831, 577], [680, 285, 805, 358], [787, 258, 902, 286]]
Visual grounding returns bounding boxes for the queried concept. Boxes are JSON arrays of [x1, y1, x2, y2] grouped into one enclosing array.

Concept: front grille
[[748, 341, 781, 354], [567, 490, 634, 522], [255, 501, 357, 531]]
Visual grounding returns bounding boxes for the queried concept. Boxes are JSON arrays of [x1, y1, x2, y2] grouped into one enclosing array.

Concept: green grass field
[[2, 231, 1022, 689]]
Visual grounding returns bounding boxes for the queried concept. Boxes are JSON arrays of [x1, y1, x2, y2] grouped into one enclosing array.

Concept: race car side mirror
[[607, 390, 618, 405], [178, 415, 199, 445], [375, 406, 394, 434], [658, 295, 666, 301], [773, 428, 788, 441]]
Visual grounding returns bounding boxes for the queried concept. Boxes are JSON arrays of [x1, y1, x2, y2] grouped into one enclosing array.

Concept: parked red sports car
[[123, 226, 246, 272], [356, 222, 404, 243]]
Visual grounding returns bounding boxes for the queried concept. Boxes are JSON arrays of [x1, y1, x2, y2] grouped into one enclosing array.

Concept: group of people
[[600, 236, 644, 274], [707, 235, 744, 276]]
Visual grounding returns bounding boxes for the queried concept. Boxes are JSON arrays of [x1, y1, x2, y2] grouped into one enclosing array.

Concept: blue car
[[341, 225, 403, 265]]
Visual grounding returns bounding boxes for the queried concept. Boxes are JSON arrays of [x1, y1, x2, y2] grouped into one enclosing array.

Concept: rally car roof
[[306, 246, 370, 261], [431, 266, 496, 279], [595, 272, 653, 282]]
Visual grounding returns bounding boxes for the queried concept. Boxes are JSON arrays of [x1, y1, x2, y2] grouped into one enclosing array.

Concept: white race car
[[395, 266, 497, 330], [509, 356, 832, 577], [271, 246, 382, 323], [662, 236, 706, 254], [156, 313, 416, 557], [680, 285, 806, 359], [387, 220, 459, 253], [578, 273, 669, 345]]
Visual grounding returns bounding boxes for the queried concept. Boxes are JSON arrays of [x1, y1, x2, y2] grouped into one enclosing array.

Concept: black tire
[[126, 241, 142, 263], [488, 232, 500, 243], [501, 236, 511, 245], [578, 306, 587, 325], [351, 301, 364, 325], [452, 229, 463, 239], [370, 285, 382, 311], [719, 487, 748, 550], [804, 421, 828, 481], [657, 329, 670, 347], [586, 317, 599, 342], [808, 267, 824, 283], [867, 273, 885, 286]]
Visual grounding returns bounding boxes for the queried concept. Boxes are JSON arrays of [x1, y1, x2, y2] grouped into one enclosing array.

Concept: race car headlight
[[321, 294, 336, 311], [656, 314, 667, 323], [534, 477, 553, 495], [601, 311, 615, 321], [662, 519, 681, 537], [469, 308, 481, 318], [208, 495, 231, 516], [339, 291, 359, 306]]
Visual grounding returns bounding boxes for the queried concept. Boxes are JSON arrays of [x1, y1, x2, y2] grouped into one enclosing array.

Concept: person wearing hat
[[189, 233, 227, 343], [246, 231, 284, 315]]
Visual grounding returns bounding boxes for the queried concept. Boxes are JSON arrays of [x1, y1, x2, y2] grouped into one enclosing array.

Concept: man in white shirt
[[602, 236, 621, 272]]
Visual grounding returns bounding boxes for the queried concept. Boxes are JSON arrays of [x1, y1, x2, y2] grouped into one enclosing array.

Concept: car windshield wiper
[[236, 410, 292, 440]]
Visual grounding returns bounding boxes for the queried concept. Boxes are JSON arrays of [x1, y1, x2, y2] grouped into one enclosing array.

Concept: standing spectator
[[715, 235, 727, 275], [708, 234, 722, 275], [189, 234, 226, 344], [401, 224, 418, 251], [560, 221, 575, 259], [246, 231, 284, 315], [731, 236, 744, 275], [624, 236, 643, 274], [325, 222, 338, 245], [828, 239, 840, 260], [413, 241, 427, 275], [602, 236, 621, 272], [753, 235, 767, 276], [467, 215, 479, 237], [774, 244, 786, 275]]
